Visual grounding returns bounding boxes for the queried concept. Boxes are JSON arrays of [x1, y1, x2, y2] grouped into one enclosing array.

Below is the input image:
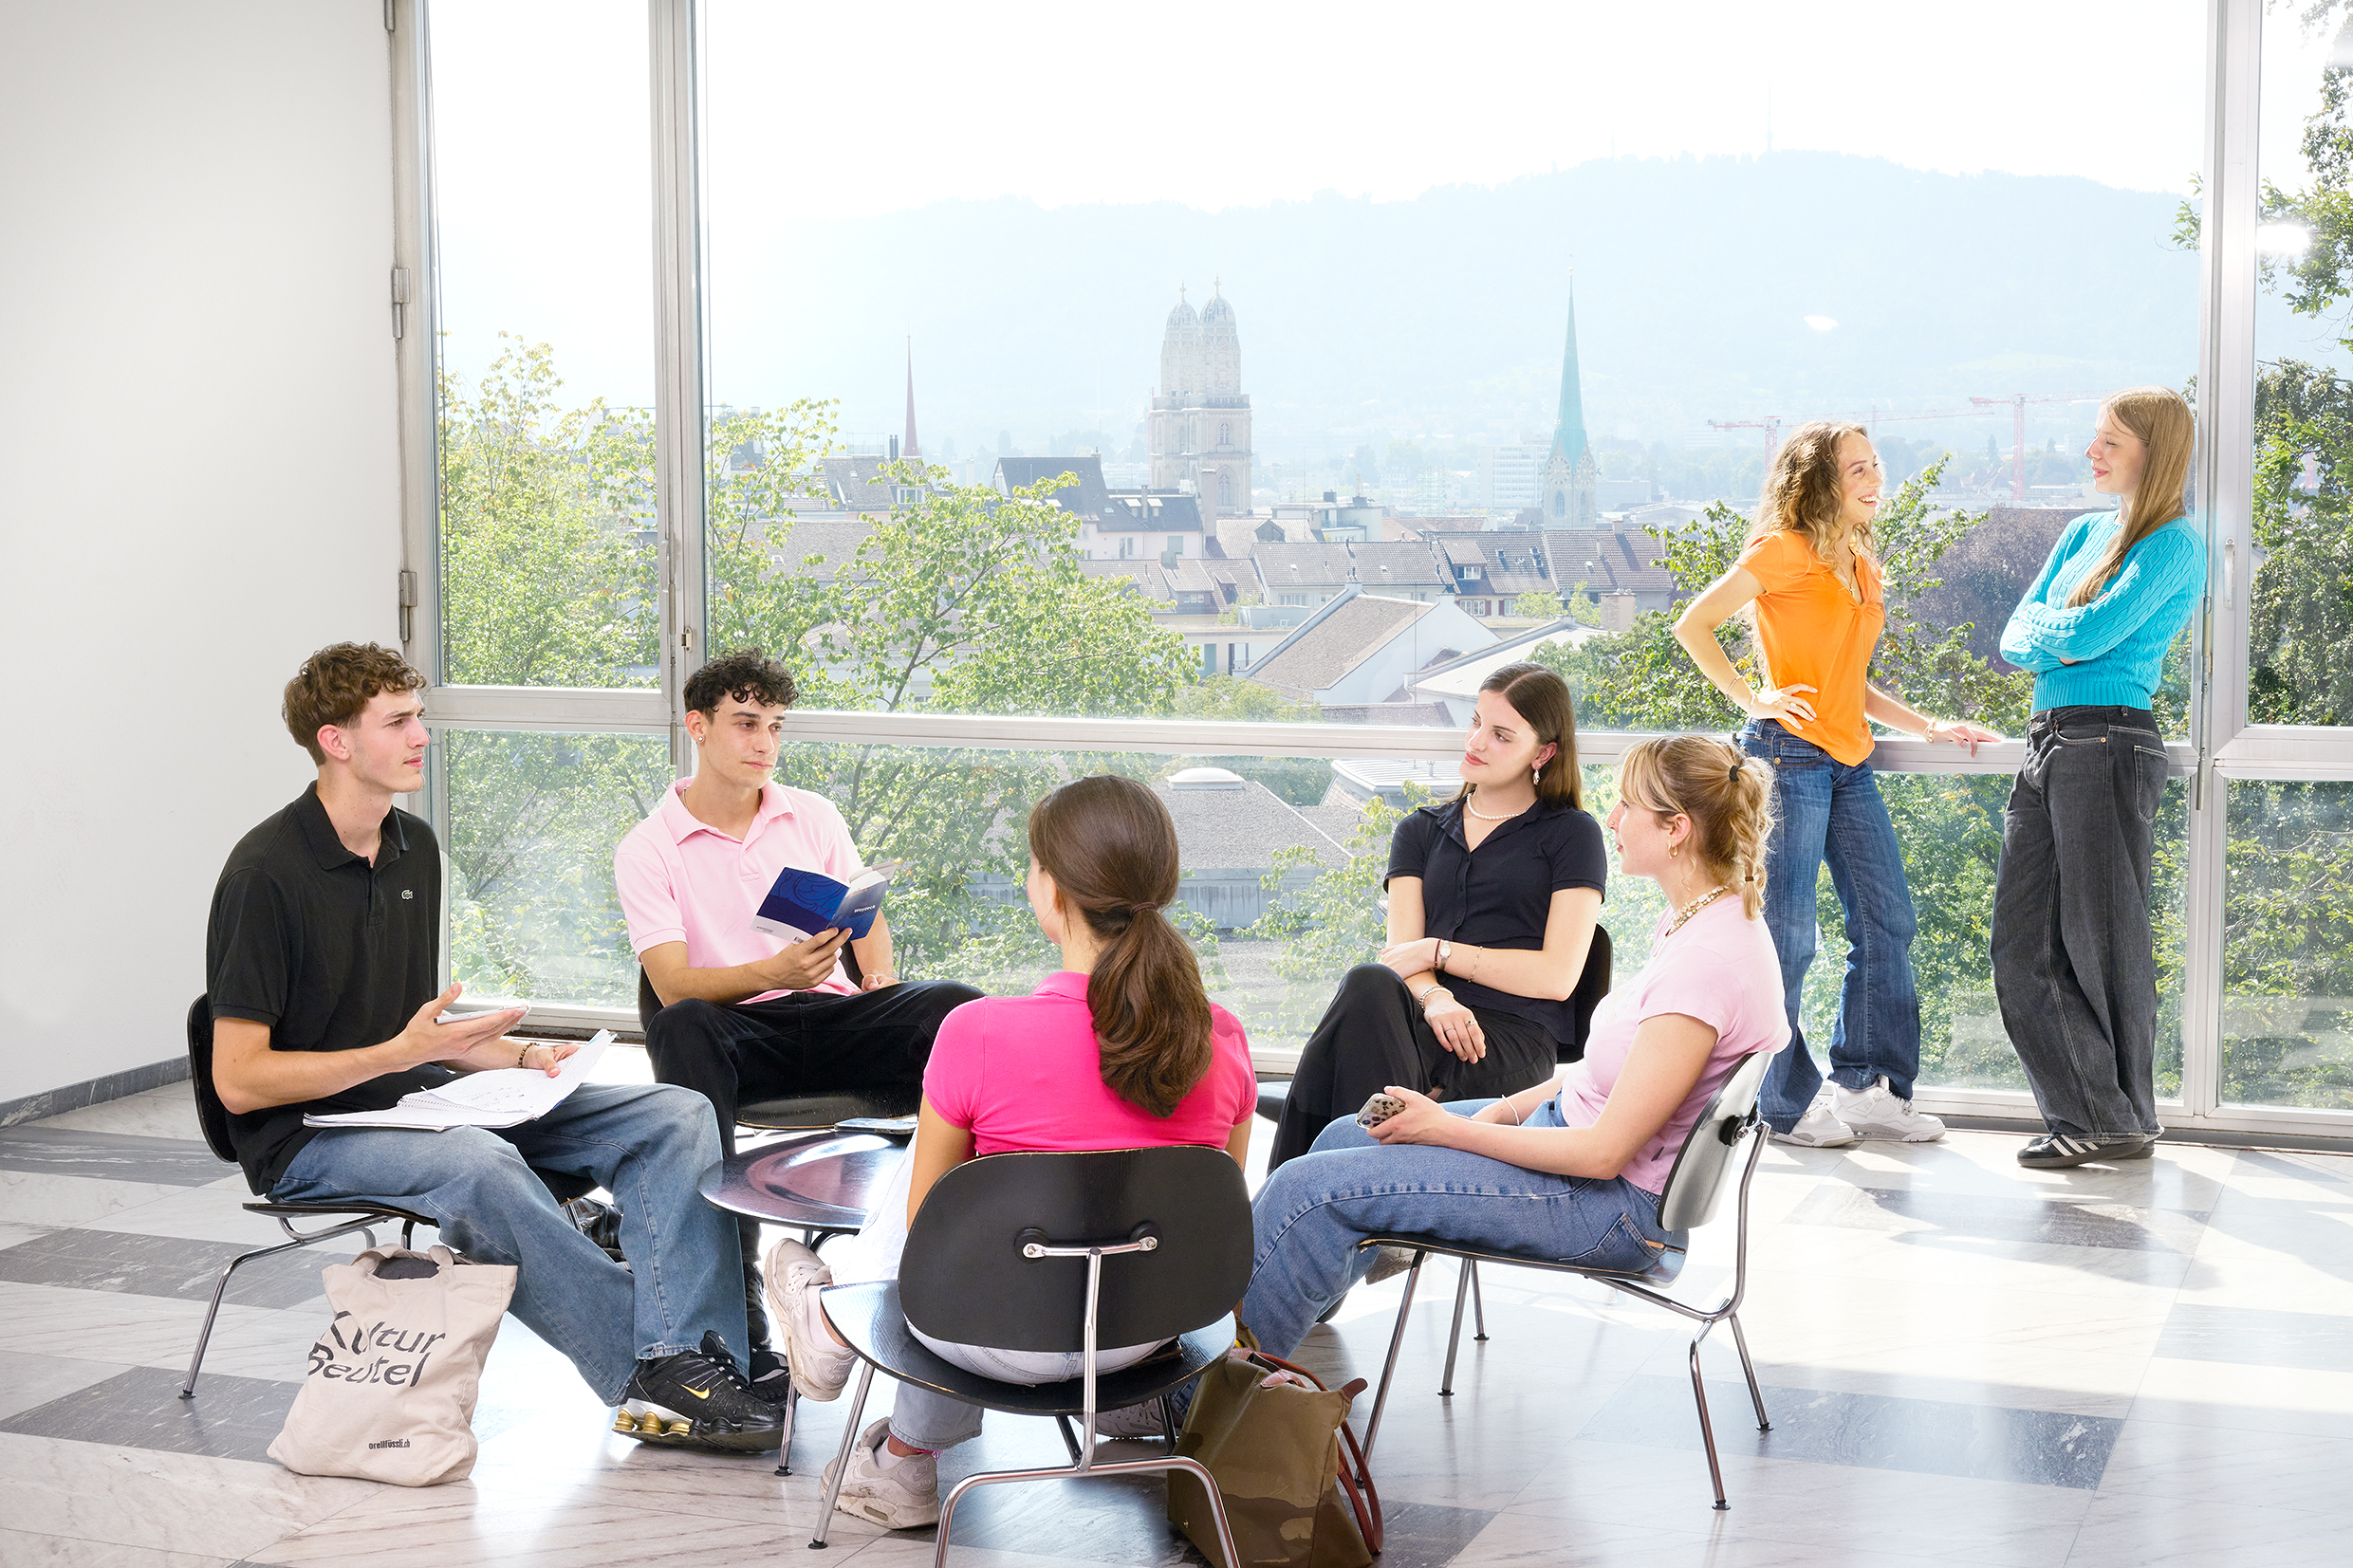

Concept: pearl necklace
[[1463, 794, 1530, 822], [1665, 884, 1732, 936]]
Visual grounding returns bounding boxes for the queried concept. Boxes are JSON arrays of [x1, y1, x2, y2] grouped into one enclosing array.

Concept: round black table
[[698, 1128, 910, 1242]]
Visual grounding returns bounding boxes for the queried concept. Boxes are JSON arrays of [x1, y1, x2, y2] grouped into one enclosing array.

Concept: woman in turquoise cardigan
[[1992, 386, 2206, 1170]]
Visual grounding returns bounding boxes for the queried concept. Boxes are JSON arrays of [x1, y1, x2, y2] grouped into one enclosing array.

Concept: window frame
[[390, 0, 2353, 1142]]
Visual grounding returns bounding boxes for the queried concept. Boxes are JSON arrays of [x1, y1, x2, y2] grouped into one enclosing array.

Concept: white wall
[[0, 2, 400, 1105]]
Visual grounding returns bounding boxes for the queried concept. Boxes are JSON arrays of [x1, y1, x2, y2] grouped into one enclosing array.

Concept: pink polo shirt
[[613, 779, 861, 1002], [923, 973, 1257, 1157]]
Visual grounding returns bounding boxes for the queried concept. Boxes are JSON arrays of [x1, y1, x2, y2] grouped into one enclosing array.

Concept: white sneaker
[[1094, 1399, 1171, 1440], [1771, 1097, 1860, 1148], [1831, 1077, 1947, 1142], [824, 1417, 939, 1529], [763, 1238, 855, 1401]]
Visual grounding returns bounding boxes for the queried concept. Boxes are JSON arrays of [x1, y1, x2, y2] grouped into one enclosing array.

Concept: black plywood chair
[[180, 995, 594, 1398], [807, 1146, 1252, 1564]]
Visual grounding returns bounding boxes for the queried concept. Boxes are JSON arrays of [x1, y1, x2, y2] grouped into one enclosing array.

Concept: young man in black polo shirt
[[206, 642, 781, 1452]]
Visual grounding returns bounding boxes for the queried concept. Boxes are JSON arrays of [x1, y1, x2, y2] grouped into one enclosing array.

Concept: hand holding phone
[[1356, 1092, 1407, 1132]]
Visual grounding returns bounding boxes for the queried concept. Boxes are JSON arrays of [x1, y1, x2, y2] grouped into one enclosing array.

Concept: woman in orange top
[[1673, 422, 1998, 1147]]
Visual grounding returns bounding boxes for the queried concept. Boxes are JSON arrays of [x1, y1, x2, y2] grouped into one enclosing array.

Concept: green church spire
[[1550, 273, 1588, 470]]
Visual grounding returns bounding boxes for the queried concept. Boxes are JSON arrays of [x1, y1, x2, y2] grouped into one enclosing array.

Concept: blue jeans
[[272, 1081, 742, 1404], [1739, 720, 1923, 1132], [1236, 1100, 1675, 1361]]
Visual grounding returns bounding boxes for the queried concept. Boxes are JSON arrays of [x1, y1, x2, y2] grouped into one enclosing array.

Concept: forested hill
[[715, 151, 2199, 453]]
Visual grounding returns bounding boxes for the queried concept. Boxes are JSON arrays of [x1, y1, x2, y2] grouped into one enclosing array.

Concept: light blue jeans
[[272, 1081, 743, 1404], [1236, 1100, 1676, 1361], [1739, 720, 1924, 1132]]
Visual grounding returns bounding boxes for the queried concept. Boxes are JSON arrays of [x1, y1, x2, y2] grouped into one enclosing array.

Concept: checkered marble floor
[[5, 1057, 2353, 1567]]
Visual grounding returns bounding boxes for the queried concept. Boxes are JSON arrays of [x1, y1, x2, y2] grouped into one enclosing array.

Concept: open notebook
[[304, 1030, 613, 1131]]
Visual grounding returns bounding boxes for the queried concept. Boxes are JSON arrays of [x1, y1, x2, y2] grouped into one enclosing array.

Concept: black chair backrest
[[1654, 1048, 1771, 1233], [186, 995, 240, 1167], [899, 1146, 1252, 1355], [637, 943, 865, 1033], [1562, 924, 1613, 1063]]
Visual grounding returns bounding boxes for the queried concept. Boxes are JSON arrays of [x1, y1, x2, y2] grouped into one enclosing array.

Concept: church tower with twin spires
[[1540, 275, 1599, 529], [1150, 281, 1253, 520]]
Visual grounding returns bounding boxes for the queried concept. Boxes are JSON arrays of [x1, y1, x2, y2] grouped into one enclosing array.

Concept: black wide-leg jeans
[[1991, 706, 2170, 1141], [644, 980, 983, 1345], [1269, 965, 1561, 1172]]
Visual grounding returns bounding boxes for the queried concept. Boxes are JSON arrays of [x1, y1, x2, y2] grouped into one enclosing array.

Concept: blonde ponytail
[[1618, 736, 1777, 918]]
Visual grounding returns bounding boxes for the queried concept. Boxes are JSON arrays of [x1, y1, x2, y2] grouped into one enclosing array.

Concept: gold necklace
[[1665, 885, 1731, 936]]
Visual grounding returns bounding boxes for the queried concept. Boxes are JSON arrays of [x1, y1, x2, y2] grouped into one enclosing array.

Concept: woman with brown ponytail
[[1235, 738, 1789, 1363], [763, 774, 1257, 1530]]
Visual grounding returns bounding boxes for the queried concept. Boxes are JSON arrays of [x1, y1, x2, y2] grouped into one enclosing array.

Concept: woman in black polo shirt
[[1269, 662, 1606, 1171]]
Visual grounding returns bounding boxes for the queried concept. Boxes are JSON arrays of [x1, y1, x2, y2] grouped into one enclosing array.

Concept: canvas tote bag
[[268, 1244, 516, 1486], [1165, 1342, 1383, 1568]]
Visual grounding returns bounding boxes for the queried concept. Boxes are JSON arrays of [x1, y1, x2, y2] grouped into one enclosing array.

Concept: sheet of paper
[[425, 1030, 611, 1116]]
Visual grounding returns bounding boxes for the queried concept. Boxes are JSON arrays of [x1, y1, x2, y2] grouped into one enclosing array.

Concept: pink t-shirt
[[1554, 896, 1789, 1193], [923, 972, 1257, 1157], [612, 779, 860, 1002]]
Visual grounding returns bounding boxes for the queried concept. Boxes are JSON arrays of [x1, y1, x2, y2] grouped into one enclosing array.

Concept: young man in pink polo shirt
[[613, 648, 982, 1389]]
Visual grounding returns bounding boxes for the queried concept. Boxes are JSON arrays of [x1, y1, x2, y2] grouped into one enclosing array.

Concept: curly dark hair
[[283, 643, 426, 765], [684, 648, 798, 716]]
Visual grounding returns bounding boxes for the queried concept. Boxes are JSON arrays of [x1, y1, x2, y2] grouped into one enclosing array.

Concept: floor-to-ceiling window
[[392, 0, 2350, 1142]]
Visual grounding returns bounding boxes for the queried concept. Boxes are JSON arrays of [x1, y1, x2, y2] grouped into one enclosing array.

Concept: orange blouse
[[1736, 528, 1886, 766]]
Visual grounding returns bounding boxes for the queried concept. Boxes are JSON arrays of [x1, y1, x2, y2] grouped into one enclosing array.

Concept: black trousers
[[1269, 965, 1563, 1172], [644, 981, 983, 1346], [1992, 706, 2168, 1141]]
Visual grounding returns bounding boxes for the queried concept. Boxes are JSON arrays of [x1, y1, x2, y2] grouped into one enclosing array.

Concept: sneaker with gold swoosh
[[614, 1340, 784, 1453]]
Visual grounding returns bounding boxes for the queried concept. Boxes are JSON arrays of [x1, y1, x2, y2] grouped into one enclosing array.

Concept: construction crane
[[1707, 415, 1783, 452], [1971, 393, 2104, 503]]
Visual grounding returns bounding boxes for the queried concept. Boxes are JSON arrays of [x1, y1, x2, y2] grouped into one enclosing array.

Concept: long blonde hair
[[1750, 420, 1875, 564], [1616, 736, 1775, 919], [2066, 387, 2194, 608]]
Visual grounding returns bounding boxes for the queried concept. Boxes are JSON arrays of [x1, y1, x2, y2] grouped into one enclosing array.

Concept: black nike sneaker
[[612, 1340, 785, 1452]]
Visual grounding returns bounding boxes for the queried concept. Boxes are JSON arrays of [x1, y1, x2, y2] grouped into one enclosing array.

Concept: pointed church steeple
[[902, 338, 921, 460], [1541, 274, 1597, 529]]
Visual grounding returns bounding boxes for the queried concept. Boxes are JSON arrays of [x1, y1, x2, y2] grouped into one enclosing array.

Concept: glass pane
[[2222, 780, 2353, 1109], [2252, 9, 2353, 727], [443, 729, 674, 1008], [697, 2, 2201, 740], [430, 0, 658, 690]]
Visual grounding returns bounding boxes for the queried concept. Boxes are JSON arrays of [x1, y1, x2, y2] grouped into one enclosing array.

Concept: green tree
[[1513, 589, 1565, 621]]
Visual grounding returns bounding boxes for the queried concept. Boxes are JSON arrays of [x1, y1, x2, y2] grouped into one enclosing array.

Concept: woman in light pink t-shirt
[[1236, 737, 1790, 1363], [766, 775, 1255, 1529]]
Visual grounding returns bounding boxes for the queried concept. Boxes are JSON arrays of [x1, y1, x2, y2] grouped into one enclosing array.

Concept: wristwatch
[[1436, 940, 1454, 970]]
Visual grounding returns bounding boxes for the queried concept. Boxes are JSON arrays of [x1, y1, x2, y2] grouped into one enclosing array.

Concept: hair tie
[[1128, 902, 1159, 916], [1728, 758, 1745, 784]]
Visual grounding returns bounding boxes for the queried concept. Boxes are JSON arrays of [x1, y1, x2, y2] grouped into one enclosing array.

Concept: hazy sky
[[427, 0, 2341, 415]]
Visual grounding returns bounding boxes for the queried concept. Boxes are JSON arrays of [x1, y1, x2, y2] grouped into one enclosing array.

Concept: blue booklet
[[750, 860, 900, 943]]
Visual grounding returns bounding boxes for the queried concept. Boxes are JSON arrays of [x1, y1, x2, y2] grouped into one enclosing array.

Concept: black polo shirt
[[206, 784, 454, 1194], [1385, 796, 1607, 1045]]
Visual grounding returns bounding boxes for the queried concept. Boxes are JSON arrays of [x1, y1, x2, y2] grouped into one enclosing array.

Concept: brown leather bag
[[1165, 1341, 1383, 1567]]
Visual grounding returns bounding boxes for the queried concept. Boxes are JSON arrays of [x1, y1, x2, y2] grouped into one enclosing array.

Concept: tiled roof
[[1246, 595, 1430, 697], [818, 456, 902, 512], [1349, 542, 1450, 589], [1542, 529, 1678, 598], [1152, 777, 1344, 870], [1251, 542, 1358, 585], [1099, 491, 1205, 533], [1079, 560, 1171, 600], [996, 454, 1110, 521]]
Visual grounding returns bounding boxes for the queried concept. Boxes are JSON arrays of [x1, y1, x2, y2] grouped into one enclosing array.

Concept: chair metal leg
[[773, 1382, 799, 1475], [1470, 1258, 1488, 1341], [1687, 1332, 1729, 1510], [1158, 1392, 1180, 1456], [808, 1361, 874, 1548], [1359, 1249, 1426, 1463], [1729, 1311, 1769, 1430], [1439, 1257, 1473, 1395], [1052, 1413, 1084, 1466], [932, 1455, 1238, 1568], [181, 1215, 380, 1399]]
